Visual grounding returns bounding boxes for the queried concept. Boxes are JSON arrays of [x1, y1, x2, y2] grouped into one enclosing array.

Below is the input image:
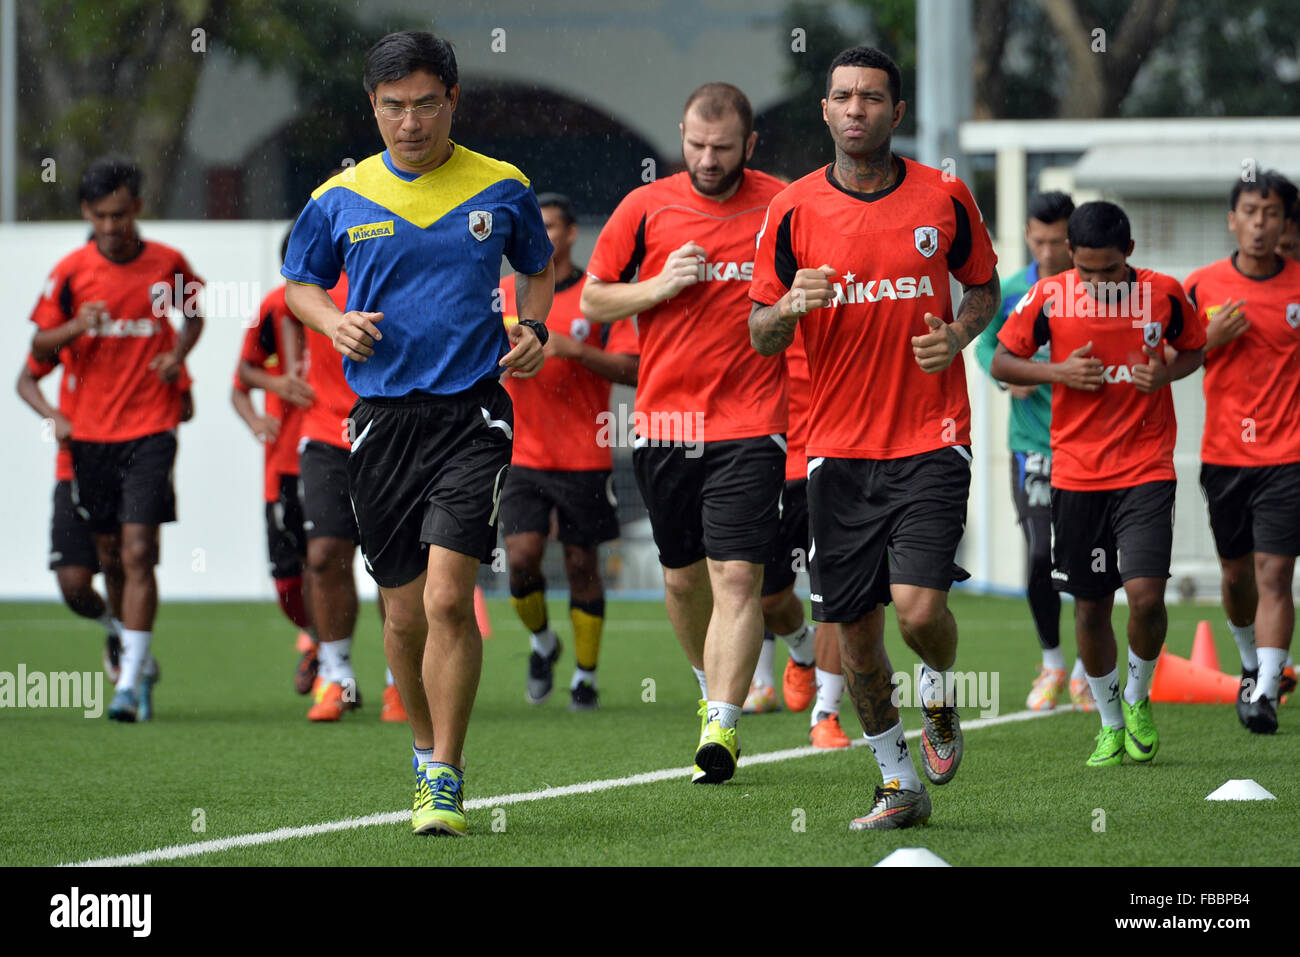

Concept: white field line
[[64, 707, 1063, 867]]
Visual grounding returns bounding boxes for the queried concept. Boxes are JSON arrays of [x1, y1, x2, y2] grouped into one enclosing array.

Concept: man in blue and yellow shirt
[[283, 31, 555, 837]]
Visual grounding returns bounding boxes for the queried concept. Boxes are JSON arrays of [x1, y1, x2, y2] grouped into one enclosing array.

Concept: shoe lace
[[429, 771, 463, 812], [925, 706, 955, 745], [1128, 701, 1155, 737], [529, 653, 550, 680]]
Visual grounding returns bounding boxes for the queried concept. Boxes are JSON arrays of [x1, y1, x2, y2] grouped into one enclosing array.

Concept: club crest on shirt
[[569, 317, 590, 342], [469, 210, 493, 242], [1142, 321, 1162, 349], [914, 226, 939, 258], [1286, 302, 1300, 329]]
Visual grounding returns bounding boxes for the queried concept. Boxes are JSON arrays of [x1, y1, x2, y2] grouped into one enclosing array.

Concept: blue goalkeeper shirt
[[282, 144, 553, 399]]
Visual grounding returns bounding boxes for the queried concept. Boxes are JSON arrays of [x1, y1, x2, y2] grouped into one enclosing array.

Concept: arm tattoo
[[842, 660, 900, 737], [951, 273, 1001, 349], [749, 302, 797, 356]]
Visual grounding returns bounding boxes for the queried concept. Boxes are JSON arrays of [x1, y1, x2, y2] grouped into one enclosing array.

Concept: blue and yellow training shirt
[[281, 144, 553, 399]]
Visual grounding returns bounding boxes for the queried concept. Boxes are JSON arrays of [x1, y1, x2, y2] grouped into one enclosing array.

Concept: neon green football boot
[[1086, 724, 1125, 767], [1122, 696, 1159, 762], [692, 714, 740, 784]]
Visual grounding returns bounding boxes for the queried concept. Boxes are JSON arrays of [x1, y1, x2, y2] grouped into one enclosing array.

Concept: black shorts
[[347, 378, 513, 588], [500, 466, 620, 547], [266, 473, 307, 579], [762, 479, 809, 597], [633, 434, 785, 568], [49, 479, 99, 571], [1050, 480, 1176, 599], [299, 440, 358, 543], [807, 447, 972, 622], [70, 430, 177, 533], [1200, 462, 1300, 559]]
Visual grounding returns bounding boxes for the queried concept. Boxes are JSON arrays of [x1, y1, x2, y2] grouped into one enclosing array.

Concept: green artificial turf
[[0, 595, 1293, 866]]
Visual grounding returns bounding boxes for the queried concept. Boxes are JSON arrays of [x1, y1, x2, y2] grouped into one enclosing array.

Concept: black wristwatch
[[518, 319, 549, 346]]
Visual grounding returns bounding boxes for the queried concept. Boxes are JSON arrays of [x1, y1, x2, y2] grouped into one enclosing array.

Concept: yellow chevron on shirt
[[312, 144, 530, 230]]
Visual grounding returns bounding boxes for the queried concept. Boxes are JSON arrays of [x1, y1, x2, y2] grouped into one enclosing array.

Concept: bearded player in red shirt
[[1184, 171, 1300, 734], [29, 157, 204, 723], [994, 201, 1206, 767], [583, 84, 789, 782], [500, 193, 639, 711], [750, 47, 1000, 829]]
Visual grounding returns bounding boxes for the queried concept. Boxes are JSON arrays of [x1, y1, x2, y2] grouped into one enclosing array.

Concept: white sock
[[813, 667, 843, 723], [142, 655, 158, 679], [1228, 621, 1257, 671], [1252, 647, 1288, 704], [864, 722, 921, 791], [1123, 648, 1158, 705], [530, 628, 558, 657], [97, 610, 117, 635], [1088, 668, 1123, 728], [571, 666, 597, 689], [318, 638, 354, 684], [753, 634, 776, 687], [413, 744, 434, 770], [692, 666, 708, 698], [1042, 646, 1066, 671], [777, 623, 815, 666], [706, 700, 741, 730], [116, 629, 151, 692], [919, 664, 955, 707], [1070, 657, 1087, 680], [385, 667, 395, 687], [112, 617, 125, 636]]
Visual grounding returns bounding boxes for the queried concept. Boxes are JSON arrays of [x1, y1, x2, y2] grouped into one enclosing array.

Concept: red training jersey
[[1184, 254, 1300, 467], [236, 286, 304, 502], [28, 239, 202, 443], [750, 158, 998, 460], [586, 170, 788, 442], [500, 268, 639, 471], [785, 326, 811, 481], [289, 276, 354, 450], [27, 350, 189, 481], [999, 266, 1206, 491]]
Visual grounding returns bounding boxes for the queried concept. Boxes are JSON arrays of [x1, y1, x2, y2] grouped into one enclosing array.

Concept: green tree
[[1119, 0, 1300, 116], [17, 0, 378, 219]]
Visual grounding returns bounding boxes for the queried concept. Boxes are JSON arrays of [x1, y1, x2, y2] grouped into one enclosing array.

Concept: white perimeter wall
[[0, 220, 1034, 600]]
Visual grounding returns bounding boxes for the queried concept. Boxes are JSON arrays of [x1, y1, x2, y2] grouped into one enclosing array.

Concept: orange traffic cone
[[1150, 649, 1240, 704], [1190, 620, 1221, 672], [474, 585, 492, 639]]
